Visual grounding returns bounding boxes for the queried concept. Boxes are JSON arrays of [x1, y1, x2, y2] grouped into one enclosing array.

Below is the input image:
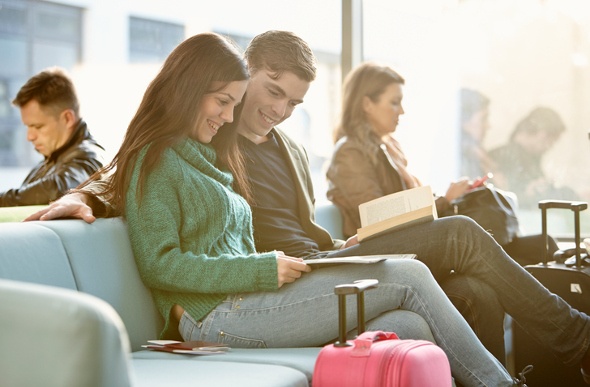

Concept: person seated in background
[[459, 92, 565, 265], [325, 62, 558, 267], [0, 67, 105, 207], [326, 62, 472, 238], [489, 106, 580, 209], [459, 88, 498, 179]]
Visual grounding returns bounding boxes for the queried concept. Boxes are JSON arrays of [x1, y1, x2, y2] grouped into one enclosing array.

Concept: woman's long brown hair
[[81, 32, 250, 213]]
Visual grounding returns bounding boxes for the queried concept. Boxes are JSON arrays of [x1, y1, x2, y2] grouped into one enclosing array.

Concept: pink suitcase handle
[[357, 331, 400, 342], [334, 279, 379, 347], [351, 331, 401, 356]]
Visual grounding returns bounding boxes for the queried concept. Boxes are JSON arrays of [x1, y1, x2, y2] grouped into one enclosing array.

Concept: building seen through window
[[129, 17, 184, 63]]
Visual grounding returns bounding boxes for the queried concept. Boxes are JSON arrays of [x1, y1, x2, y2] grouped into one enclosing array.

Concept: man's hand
[[341, 234, 359, 249], [276, 251, 311, 288], [24, 192, 96, 223]]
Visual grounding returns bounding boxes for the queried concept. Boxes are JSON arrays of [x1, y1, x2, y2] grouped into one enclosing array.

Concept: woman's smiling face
[[193, 80, 249, 143]]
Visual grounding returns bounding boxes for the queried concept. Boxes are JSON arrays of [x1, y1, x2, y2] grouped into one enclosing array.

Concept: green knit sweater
[[125, 139, 278, 338]]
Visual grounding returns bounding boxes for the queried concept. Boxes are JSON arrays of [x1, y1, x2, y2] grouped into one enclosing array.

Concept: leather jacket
[[326, 136, 451, 238], [0, 120, 105, 207]]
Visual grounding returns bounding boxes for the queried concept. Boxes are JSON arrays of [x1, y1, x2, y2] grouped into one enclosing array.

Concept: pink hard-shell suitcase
[[313, 279, 453, 387]]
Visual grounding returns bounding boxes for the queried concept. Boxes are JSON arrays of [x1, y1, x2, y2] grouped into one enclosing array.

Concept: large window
[[129, 17, 184, 63], [362, 0, 590, 237], [0, 0, 342, 196], [1, 0, 587, 240], [0, 0, 82, 169]]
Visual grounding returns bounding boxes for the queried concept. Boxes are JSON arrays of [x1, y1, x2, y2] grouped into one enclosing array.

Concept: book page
[[359, 186, 435, 228], [304, 254, 416, 266]]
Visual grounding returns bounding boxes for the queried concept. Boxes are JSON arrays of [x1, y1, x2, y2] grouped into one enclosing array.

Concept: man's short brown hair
[[13, 67, 80, 117], [245, 30, 316, 82]]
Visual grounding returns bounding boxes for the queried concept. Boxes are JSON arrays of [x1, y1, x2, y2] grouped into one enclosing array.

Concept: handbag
[[313, 279, 453, 387], [450, 185, 520, 245]]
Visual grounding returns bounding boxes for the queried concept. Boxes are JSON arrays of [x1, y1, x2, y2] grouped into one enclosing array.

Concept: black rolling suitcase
[[513, 200, 590, 386]]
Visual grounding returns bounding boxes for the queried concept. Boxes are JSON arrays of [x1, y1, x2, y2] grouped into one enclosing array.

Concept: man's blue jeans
[[328, 215, 590, 367], [441, 274, 507, 365]]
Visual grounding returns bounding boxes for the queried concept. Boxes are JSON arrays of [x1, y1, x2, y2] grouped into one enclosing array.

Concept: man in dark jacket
[[0, 67, 105, 207]]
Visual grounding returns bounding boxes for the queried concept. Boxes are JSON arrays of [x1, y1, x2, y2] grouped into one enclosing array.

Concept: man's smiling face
[[236, 69, 310, 144]]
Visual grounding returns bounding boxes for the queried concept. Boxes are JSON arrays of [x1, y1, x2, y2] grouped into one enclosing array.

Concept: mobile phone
[[470, 173, 492, 189]]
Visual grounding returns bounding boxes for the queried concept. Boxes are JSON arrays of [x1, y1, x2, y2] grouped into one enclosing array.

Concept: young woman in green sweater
[[76, 32, 530, 386]]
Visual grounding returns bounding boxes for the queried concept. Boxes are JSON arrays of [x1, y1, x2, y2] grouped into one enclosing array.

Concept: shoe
[[512, 365, 533, 386]]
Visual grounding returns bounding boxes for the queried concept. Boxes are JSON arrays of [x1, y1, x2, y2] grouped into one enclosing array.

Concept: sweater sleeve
[[125, 150, 279, 295]]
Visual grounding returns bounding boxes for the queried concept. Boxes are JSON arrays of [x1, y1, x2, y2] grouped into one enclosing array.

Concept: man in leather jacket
[[0, 68, 105, 207]]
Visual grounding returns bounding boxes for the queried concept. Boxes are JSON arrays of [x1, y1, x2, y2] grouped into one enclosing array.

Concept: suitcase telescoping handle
[[539, 200, 588, 267], [333, 279, 379, 347]]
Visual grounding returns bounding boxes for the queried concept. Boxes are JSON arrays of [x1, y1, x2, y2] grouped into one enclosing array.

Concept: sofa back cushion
[[314, 203, 344, 240], [38, 218, 163, 352], [0, 222, 77, 289], [0, 205, 343, 353]]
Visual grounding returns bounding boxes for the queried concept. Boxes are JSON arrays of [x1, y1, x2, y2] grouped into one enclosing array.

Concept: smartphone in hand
[[470, 173, 492, 190]]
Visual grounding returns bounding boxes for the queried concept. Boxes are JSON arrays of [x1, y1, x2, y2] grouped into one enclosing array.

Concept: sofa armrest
[[0, 279, 134, 387]]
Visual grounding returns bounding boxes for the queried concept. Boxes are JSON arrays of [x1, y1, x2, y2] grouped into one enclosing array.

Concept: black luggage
[[513, 200, 590, 386]]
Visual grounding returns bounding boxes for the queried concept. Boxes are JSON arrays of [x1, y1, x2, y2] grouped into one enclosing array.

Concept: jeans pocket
[[179, 312, 203, 341], [217, 330, 267, 348]]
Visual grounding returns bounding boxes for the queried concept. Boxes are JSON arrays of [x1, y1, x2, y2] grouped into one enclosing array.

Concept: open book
[[357, 186, 438, 242], [305, 254, 416, 267]]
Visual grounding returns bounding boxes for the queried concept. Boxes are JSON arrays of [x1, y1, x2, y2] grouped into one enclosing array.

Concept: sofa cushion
[[0, 222, 77, 289], [133, 347, 321, 381], [37, 218, 163, 352], [132, 359, 308, 387]]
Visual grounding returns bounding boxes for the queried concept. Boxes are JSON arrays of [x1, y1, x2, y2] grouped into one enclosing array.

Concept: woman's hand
[[276, 251, 311, 288], [444, 178, 471, 202]]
